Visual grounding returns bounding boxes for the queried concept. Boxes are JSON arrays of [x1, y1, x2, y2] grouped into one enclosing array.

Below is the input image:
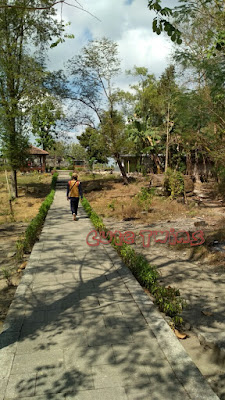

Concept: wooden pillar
[[43, 155, 46, 173], [128, 160, 130, 174]]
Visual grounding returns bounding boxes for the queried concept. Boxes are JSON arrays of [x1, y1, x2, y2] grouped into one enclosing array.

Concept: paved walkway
[[0, 173, 220, 399]]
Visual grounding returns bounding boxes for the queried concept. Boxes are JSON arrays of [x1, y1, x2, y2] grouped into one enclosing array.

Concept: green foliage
[[135, 187, 155, 211], [148, 0, 224, 54], [48, 141, 68, 162], [0, 2, 65, 197], [217, 166, 225, 199], [119, 244, 158, 289], [68, 143, 87, 161], [16, 173, 58, 259], [81, 197, 92, 215], [31, 96, 64, 150], [164, 168, 184, 199], [148, 1, 182, 44], [108, 200, 116, 211], [152, 286, 185, 318], [82, 197, 106, 231], [124, 65, 179, 173], [75, 167, 85, 172], [67, 38, 129, 183], [50, 23, 75, 48], [78, 127, 109, 167], [16, 240, 24, 262], [0, 0, 64, 159], [100, 109, 127, 156], [82, 196, 185, 327]]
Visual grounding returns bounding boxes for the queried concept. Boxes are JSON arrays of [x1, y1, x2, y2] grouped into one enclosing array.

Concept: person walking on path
[[67, 173, 83, 220]]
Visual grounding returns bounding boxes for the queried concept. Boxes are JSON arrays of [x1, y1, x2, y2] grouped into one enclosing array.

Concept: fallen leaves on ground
[[174, 328, 188, 340], [17, 261, 27, 272], [201, 310, 213, 317]]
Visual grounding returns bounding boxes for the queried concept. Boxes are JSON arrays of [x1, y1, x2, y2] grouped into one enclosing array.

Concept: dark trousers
[[70, 197, 79, 215]]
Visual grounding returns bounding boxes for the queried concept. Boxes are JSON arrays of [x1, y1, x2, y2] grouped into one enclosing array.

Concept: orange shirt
[[68, 180, 80, 197]]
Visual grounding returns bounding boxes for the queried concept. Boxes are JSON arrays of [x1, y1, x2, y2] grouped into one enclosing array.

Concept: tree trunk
[[11, 169, 18, 198], [186, 152, 192, 175], [115, 154, 129, 185], [193, 147, 201, 183], [165, 103, 170, 172], [202, 154, 207, 181], [153, 155, 161, 174]]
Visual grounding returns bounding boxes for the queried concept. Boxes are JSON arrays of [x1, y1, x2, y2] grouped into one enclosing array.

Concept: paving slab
[[0, 172, 220, 399]]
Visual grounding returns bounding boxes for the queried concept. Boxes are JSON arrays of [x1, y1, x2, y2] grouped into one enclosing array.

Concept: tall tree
[[0, 2, 64, 196], [78, 127, 109, 170], [124, 67, 178, 173], [100, 109, 129, 179], [68, 143, 87, 161], [172, 1, 225, 178], [0, 0, 98, 22], [158, 65, 178, 171], [48, 140, 68, 168], [31, 96, 64, 150], [66, 38, 130, 184]]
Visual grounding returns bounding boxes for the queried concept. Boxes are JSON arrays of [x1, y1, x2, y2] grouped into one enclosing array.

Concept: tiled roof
[[29, 146, 49, 155]]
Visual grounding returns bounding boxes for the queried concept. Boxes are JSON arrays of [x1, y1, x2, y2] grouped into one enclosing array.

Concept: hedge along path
[[82, 196, 186, 328], [16, 173, 58, 260]]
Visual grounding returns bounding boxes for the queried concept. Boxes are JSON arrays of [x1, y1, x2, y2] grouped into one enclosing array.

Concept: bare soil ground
[[0, 171, 52, 330], [85, 176, 225, 400]]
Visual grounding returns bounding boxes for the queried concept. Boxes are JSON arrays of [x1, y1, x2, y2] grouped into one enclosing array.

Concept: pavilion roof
[[29, 146, 49, 155]]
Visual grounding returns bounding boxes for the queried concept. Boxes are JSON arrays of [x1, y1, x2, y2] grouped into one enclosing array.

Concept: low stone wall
[[82, 177, 123, 193]]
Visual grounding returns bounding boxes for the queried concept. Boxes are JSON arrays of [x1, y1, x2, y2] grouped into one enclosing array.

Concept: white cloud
[[47, 0, 173, 78], [117, 28, 171, 76]]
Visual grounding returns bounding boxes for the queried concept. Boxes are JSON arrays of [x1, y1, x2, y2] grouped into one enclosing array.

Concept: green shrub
[[16, 240, 24, 261], [75, 167, 84, 172], [164, 168, 184, 199], [0, 165, 11, 171], [152, 286, 184, 317], [108, 200, 116, 211], [16, 173, 58, 259], [135, 187, 155, 211]]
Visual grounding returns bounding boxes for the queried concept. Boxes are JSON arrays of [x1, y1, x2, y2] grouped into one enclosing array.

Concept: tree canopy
[[0, 0, 65, 195], [148, 0, 225, 54], [66, 38, 130, 183], [31, 96, 64, 150]]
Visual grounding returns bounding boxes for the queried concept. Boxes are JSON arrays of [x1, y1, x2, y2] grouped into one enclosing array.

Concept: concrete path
[[0, 173, 220, 399]]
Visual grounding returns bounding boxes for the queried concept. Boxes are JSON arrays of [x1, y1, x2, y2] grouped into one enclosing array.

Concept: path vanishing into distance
[[0, 172, 220, 400]]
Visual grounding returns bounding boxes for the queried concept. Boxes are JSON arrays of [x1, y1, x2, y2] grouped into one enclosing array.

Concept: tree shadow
[[0, 195, 219, 399]]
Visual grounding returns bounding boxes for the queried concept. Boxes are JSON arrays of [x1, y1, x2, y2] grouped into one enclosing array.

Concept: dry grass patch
[[0, 171, 52, 224], [85, 179, 204, 223]]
